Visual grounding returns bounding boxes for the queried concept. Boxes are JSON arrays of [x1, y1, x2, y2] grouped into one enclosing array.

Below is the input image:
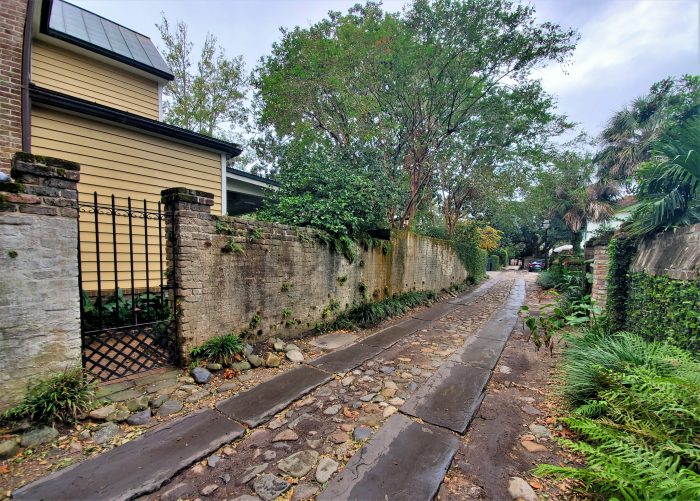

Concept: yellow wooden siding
[[31, 107, 222, 292], [32, 40, 160, 120]]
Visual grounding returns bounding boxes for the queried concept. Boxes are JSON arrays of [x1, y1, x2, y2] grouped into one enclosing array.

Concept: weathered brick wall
[[163, 188, 467, 357], [631, 223, 700, 280], [0, 153, 82, 411], [0, 0, 28, 174], [590, 245, 609, 310]]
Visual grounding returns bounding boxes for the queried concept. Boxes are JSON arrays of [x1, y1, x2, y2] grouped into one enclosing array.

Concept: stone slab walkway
[[318, 277, 526, 500], [11, 274, 521, 501], [13, 409, 245, 501], [317, 414, 459, 501]]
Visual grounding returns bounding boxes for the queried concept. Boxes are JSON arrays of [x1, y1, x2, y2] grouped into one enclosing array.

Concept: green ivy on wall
[[626, 272, 700, 352], [606, 236, 637, 332]]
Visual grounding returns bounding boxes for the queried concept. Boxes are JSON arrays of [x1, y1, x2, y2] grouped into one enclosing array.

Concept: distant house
[[18, 0, 276, 288], [582, 195, 636, 247]]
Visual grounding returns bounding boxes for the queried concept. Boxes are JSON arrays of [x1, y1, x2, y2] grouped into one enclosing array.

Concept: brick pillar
[[0, 0, 29, 175], [591, 244, 610, 311], [161, 187, 214, 360], [0, 152, 81, 411]]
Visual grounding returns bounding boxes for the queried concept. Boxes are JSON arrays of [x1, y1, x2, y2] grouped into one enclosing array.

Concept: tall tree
[[545, 152, 616, 250], [596, 75, 699, 183], [625, 116, 700, 237], [156, 15, 246, 138], [253, 0, 577, 228]]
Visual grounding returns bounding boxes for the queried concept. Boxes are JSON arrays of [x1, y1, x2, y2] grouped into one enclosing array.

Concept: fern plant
[[536, 330, 700, 499]]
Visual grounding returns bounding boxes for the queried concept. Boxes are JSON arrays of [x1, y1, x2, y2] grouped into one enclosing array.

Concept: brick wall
[[0, 153, 82, 411], [163, 188, 467, 358], [0, 0, 28, 174], [631, 222, 700, 280], [590, 245, 609, 310]]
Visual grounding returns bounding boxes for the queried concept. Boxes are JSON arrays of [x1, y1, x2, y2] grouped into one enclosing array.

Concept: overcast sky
[[72, 0, 699, 139]]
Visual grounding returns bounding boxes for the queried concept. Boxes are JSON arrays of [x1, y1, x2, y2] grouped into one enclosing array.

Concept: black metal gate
[[77, 192, 179, 381]]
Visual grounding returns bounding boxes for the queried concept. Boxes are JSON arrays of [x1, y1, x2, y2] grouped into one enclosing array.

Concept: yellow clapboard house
[[26, 0, 277, 294]]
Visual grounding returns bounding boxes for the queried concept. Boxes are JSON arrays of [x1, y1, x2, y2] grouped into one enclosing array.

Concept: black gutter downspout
[[21, 0, 36, 153]]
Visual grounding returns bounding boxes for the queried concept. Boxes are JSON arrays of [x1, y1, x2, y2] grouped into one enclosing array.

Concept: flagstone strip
[[474, 278, 525, 342], [309, 342, 384, 373], [449, 336, 507, 369], [402, 278, 526, 434], [400, 362, 492, 434], [359, 318, 429, 349], [216, 365, 332, 427], [12, 409, 245, 501], [317, 414, 459, 501]]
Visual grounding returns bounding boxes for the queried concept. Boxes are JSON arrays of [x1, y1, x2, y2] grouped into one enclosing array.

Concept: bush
[[454, 222, 487, 280], [190, 334, 244, 365], [2, 369, 95, 424], [323, 290, 437, 330], [537, 331, 700, 499], [536, 270, 559, 289]]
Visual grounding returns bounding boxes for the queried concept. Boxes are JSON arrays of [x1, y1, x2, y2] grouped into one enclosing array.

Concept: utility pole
[[543, 219, 550, 269]]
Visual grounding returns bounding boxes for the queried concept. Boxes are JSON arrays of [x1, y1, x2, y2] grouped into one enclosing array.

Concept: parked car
[[528, 259, 546, 272]]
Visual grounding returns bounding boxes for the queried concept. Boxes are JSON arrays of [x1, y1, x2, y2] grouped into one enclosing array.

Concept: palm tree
[[549, 153, 616, 251], [596, 76, 700, 183], [625, 117, 700, 237]]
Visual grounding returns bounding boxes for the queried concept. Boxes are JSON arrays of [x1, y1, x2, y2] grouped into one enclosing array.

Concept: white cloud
[[537, 0, 698, 97]]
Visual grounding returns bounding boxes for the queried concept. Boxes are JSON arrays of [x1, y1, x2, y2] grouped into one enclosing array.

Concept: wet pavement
[[13, 272, 526, 501]]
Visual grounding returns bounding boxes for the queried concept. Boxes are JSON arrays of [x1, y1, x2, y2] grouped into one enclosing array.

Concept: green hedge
[[626, 272, 700, 352], [455, 241, 487, 282]]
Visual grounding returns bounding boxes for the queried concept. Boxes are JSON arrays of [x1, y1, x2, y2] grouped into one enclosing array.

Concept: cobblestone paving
[[140, 276, 516, 501]]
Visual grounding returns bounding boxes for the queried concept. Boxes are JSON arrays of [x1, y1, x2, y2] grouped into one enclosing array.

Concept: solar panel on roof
[[45, 0, 173, 80]]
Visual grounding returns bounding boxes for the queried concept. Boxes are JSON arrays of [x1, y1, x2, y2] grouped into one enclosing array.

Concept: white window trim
[[221, 154, 228, 216]]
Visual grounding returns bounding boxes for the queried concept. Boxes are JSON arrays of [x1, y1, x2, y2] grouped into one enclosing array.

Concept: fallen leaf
[[529, 480, 542, 489]]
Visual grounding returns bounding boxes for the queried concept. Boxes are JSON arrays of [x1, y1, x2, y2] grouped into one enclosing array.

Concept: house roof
[[226, 167, 280, 187], [41, 0, 174, 81]]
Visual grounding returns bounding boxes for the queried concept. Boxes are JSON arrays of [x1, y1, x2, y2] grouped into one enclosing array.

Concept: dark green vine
[[606, 236, 637, 332], [626, 272, 700, 351]]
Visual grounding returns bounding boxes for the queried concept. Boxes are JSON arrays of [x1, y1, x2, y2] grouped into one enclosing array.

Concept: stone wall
[[0, 153, 82, 411], [163, 188, 467, 357], [631, 223, 700, 280], [0, 0, 28, 174]]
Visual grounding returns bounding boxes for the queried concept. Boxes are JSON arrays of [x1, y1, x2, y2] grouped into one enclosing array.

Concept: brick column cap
[[161, 187, 214, 206], [12, 152, 80, 171]]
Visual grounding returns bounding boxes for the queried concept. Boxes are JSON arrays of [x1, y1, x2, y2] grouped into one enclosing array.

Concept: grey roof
[[45, 0, 174, 80]]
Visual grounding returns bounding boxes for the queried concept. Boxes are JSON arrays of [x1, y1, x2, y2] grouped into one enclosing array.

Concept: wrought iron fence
[[77, 192, 179, 380]]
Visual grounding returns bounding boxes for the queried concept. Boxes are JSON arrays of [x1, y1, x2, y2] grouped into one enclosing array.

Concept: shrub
[[322, 290, 437, 330], [190, 334, 244, 365], [536, 270, 559, 289], [537, 331, 700, 499], [560, 330, 697, 406], [454, 222, 487, 280], [2, 369, 95, 424]]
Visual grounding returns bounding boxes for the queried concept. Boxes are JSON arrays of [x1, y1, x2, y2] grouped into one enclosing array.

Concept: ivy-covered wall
[[626, 273, 699, 352], [605, 228, 700, 352]]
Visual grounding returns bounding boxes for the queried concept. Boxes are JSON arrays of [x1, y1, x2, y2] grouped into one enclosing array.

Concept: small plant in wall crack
[[281, 307, 296, 327], [281, 282, 292, 292], [337, 275, 348, 285], [248, 227, 263, 242], [223, 238, 245, 255], [249, 313, 261, 330], [215, 218, 234, 235]]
